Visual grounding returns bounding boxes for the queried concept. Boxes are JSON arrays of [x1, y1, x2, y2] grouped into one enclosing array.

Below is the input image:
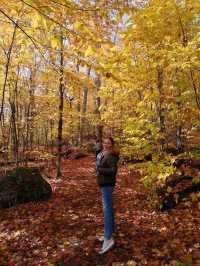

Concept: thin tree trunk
[[44, 123, 48, 149], [110, 88, 115, 136], [0, 23, 17, 123], [157, 67, 165, 151], [94, 75, 103, 143], [189, 69, 200, 110], [76, 96, 81, 146], [50, 118, 54, 153], [176, 125, 183, 152], [57, 34, 64, 178], [29, 69, 36, 151], [10, 102, 19, 166], [80, 67, 90, 146], [176, 86, 184, 152], [75, 63, 81, 146], [14, 66, 20, 164]]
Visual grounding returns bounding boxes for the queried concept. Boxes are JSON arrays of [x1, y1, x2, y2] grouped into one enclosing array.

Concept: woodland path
[[0, 156, 200, 266]]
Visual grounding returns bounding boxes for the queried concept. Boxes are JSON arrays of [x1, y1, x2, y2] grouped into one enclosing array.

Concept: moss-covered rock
[[0, 167, 52, 208]]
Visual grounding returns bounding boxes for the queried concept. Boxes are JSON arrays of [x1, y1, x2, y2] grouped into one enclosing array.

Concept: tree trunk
[[80, 67, 90, 145], [0, 23, 17, 123], [157, 68, 165, 151], [75, 63, 81, 146], [94, 75, 103, 143], [56, 34, 64, 178], [10, 101, 19, 167], [50, 118, 54, 153]]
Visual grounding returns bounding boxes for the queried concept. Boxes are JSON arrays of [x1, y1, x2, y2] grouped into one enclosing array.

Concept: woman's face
[[103, 138, 113, 150]]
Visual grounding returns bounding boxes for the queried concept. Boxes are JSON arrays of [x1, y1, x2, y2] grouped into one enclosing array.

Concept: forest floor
[[0, 155, 200, 266]]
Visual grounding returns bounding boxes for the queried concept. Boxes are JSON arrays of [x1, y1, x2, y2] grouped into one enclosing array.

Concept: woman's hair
[[107, 137, 115, 145]]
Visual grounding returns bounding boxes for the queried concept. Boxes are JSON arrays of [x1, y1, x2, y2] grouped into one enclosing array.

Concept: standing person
[[96, 137, 119, 254]]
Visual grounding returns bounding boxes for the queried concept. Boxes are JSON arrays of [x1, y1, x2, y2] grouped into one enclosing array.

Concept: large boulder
[[0, 167, 52, 208]]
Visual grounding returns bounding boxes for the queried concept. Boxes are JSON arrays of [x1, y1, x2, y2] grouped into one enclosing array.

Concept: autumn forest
[[0, 0, 200, 265]]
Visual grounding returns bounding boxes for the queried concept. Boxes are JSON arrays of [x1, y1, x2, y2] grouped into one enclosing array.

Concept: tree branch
[[0, 9, 62, 74], [20, 0, 76, 36]]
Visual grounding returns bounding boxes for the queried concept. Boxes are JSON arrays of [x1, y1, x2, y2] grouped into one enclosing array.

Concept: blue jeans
[[101, 186, 115, 240]]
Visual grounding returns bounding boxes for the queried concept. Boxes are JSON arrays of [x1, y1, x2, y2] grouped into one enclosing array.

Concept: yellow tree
[[98, 0, 200, 187]]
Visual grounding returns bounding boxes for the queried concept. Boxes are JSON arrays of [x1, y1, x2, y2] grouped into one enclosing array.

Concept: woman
[[96, 137, 119, 254]]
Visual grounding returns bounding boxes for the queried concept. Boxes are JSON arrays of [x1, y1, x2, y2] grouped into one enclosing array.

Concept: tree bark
[[157, 67, 165, 151], [56, 34, 64, 178], [0, 22, 17, 123], [80, 67, 90, 145], [94, 75, 103, 143]]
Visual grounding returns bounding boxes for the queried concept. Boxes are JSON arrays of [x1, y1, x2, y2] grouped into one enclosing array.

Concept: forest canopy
[[0, 0, 199, 181]]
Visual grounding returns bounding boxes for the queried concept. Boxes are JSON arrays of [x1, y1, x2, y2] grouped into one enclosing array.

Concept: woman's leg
[[111, 186, 115, 234], [101, 186, 115, 240]]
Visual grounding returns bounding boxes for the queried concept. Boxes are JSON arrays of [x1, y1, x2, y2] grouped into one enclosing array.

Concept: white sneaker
[[99, 237, 115, 254]]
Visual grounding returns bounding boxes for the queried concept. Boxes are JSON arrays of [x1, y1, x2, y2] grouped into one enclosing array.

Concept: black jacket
[[96, 150, 119, 187]]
